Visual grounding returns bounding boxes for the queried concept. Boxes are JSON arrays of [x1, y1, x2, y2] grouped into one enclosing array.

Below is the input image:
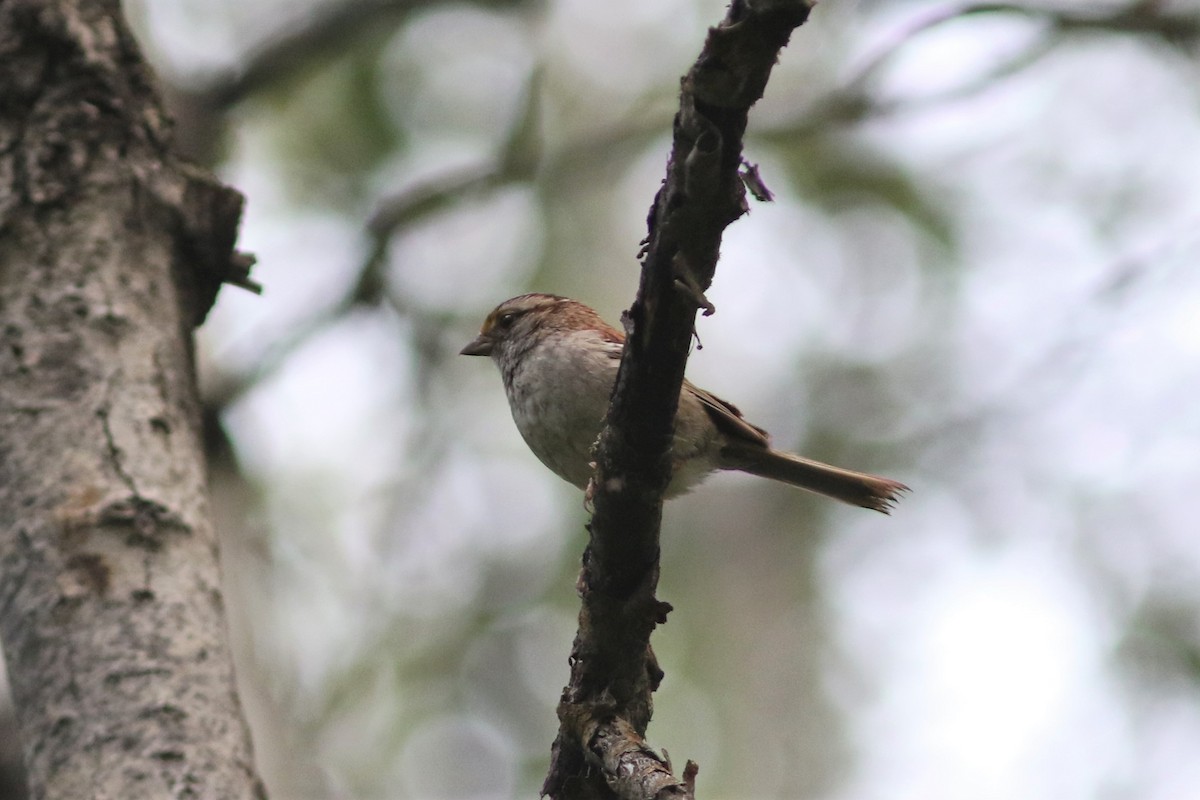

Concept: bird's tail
[[723, 446, 908, 513]]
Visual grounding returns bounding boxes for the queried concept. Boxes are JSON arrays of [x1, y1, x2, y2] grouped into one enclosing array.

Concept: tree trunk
[[0, 2, 263, 797]]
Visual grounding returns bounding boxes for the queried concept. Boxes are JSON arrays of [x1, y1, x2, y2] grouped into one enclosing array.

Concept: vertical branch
[[544, 2, 815, 798]]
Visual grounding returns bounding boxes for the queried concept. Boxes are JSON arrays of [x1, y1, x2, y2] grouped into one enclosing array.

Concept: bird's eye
[[496, 312, 516, 329]]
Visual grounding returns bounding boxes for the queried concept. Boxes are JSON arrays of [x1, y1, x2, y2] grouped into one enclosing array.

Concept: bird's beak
[[459, 334, 493, 357]]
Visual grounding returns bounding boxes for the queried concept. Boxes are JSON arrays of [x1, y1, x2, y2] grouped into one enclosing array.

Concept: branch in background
[[861, 0, 1200, 79], [790, 1, 1200, 134], [190, 0, 1200, 562], [165, 0, 415, 163], [185, 0, 531, 108], [543, 1, 815, 797], [203, 57, 547, 411], [200, 44, 680, 419], [165, 0, 532, 162], [975, 1, 1200, 42]]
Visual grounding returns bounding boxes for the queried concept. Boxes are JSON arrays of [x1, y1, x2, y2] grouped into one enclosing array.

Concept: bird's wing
[[598, 328, 768, 449], [685, 381, 770, 449]]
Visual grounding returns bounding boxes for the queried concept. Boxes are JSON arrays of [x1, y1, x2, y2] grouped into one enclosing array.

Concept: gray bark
[[0, 1, 263, 798]]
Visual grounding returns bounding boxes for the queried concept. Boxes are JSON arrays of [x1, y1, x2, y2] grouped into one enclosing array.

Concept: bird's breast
[[505, 333, 617, 488]]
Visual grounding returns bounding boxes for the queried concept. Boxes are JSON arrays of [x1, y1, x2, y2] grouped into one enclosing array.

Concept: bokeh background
[[8, 0, 1200, 798]]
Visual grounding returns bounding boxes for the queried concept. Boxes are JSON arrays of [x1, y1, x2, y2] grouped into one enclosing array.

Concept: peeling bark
[[0, 1, 263, 798]]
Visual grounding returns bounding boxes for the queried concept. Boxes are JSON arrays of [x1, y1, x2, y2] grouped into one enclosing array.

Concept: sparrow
[[462, 293, 907, 512]]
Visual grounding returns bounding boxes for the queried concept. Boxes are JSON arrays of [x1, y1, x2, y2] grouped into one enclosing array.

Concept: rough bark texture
[[543, 1, 813, 798], [0, 2, 263, 798]]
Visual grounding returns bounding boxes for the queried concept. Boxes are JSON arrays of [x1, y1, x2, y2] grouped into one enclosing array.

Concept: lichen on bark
[[0, 2, 263, 797]]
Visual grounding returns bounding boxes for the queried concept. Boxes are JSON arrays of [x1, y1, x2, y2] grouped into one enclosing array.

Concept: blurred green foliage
[[123, 0, 1200, 797]]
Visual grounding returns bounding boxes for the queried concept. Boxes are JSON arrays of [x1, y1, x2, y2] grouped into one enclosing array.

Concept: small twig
[[224, 251, 263, 294], [738, 160, 774, 203]]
